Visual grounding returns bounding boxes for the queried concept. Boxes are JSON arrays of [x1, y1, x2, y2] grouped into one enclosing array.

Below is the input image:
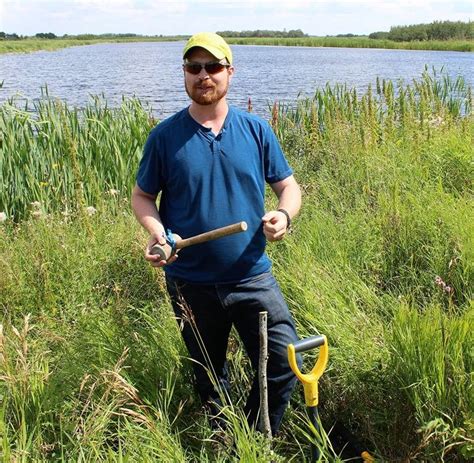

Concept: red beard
[[185, 79, 229, 106]]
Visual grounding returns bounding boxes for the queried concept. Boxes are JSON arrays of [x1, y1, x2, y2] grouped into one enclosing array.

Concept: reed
[[2, 36, 472, 56], [225, 36, 474, 52], [1, 70, 472, 461], [0, 89, 156, 221], [0, 37, 184, 55], [0, 39, 103, 54]]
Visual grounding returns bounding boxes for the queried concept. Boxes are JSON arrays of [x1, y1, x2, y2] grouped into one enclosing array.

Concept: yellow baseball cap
[[183, 32, 233, 65]]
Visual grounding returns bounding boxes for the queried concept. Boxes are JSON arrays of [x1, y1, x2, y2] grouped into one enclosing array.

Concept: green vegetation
[[225, 36, 474, 52], [34, 33, 58, 39], [220, 21, 473, 51], [1, 70, 473, 461], [3, 35, 470, 55], [382, 20, 473, 42], [0, 38, 106, 54], [0, 90, 155, 221], [0, 36, 185, 55], [221, 20, 473, 42], [216, 29, 307, 38], [1, 21, 473, 54]]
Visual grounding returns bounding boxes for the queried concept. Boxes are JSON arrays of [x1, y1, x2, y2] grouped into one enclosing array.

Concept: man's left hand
[[262, 210, 289, 242]]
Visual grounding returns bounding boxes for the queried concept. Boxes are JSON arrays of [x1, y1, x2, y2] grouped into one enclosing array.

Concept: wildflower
[[30, 201, 41, 210], [108, 189, 120, 196], [39, 182, 49, 187], [32, 210, 44, 219], [0, 212, 6, 223], [86, 206, 97, 216], [429, 116, 444, 127], [435, 275, 454, 295]]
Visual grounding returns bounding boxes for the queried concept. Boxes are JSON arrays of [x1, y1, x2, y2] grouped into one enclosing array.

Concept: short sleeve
[[136, 130, 163, 195], [263, 122, 293, 184]]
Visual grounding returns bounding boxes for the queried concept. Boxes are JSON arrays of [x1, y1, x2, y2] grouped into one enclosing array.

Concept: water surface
[[1, 41, 472, 118]]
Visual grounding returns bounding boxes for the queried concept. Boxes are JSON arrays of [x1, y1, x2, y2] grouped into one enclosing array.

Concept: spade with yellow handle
[[288, 335, 329, 461], [288, 335, 375, 462]]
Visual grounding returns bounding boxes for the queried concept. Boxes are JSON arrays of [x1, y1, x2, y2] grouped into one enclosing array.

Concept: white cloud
[[1, 0, 471, 36]]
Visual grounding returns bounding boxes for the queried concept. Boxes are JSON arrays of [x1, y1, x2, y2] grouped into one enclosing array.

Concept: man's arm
[[262, 175, 301, 242], [131, 185, 177, 267]]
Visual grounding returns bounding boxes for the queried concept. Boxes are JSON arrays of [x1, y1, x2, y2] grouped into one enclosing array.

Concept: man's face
[[183, 48, 234, 106]]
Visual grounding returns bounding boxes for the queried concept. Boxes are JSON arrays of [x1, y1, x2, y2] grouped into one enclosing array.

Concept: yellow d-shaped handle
[[288, 335, 329, 407]]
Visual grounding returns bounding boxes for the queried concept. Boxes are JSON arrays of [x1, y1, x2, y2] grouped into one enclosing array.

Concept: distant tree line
[[0, 32, 160, 41], [35, 32, 57, 39], [64, 33, 140, 40], [1, 22, 472, 42], [369, 20, 473, 41], [217, 29, 307, 38], [334, 33, 364, 38], [0, 32, 22, 40], [0, 32, 59, 40]]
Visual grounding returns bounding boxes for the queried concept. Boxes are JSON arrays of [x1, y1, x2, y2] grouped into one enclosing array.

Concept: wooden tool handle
[[177, 221, 247, 249]]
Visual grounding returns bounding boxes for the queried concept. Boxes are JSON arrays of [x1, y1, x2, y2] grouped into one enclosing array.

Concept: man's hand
[[131, 185, 178, 268], [144, 231, 178, 268], [262, 210, 289, 242]]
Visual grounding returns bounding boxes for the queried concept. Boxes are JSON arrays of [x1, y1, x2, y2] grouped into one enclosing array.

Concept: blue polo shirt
[[136, 106, 292, 284]]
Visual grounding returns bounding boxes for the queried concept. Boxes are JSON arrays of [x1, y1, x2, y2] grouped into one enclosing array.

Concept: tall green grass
[[0, 39, 105, 54], [225, 36, 474, 52], [0, 90, 156, 221], [1, 36, 472, 56], [0, 37, 183, 55], [1, 70, 473, 461]]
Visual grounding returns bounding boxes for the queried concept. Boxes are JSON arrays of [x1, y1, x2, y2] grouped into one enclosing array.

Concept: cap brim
[[183, 44, 227, 62]]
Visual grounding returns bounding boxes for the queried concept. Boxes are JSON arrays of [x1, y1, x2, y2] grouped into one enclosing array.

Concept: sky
[[0, 0, 472, 37]]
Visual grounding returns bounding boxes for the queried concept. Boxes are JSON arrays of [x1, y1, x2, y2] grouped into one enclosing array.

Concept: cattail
[[271, 101, 279, 129]]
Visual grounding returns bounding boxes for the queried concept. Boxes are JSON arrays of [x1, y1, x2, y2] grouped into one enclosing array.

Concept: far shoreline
[[0, 36, 472, 55]]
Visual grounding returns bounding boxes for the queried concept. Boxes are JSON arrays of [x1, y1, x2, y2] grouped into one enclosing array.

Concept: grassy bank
[[1, 71, 473, 461], [0, 38, 105, 54], [0, 37, 183, 55], [225, 36, 474, 52], [1, 36, 472, 55]]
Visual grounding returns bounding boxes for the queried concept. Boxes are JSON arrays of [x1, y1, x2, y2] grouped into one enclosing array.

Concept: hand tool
[[150, 221, 248, 261], [288, 335, 375, 462], [288, 335, 328, 461]]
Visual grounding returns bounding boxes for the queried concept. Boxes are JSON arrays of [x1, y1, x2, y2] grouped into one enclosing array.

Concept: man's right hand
[[144, 231, 178, 268], [131, 185, 178, 268]]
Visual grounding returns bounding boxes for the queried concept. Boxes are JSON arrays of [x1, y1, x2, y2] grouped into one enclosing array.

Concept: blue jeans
[[165, 271, 301, 436]]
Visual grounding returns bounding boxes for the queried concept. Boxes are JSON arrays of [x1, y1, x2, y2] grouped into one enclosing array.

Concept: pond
[[1, 41, 472, 118]]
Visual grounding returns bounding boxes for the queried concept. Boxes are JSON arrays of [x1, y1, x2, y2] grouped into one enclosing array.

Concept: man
[[131, 32, 301, 437]]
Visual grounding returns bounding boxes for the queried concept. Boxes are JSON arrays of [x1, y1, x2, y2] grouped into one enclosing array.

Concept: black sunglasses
[[183, 60, 230, 75]]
